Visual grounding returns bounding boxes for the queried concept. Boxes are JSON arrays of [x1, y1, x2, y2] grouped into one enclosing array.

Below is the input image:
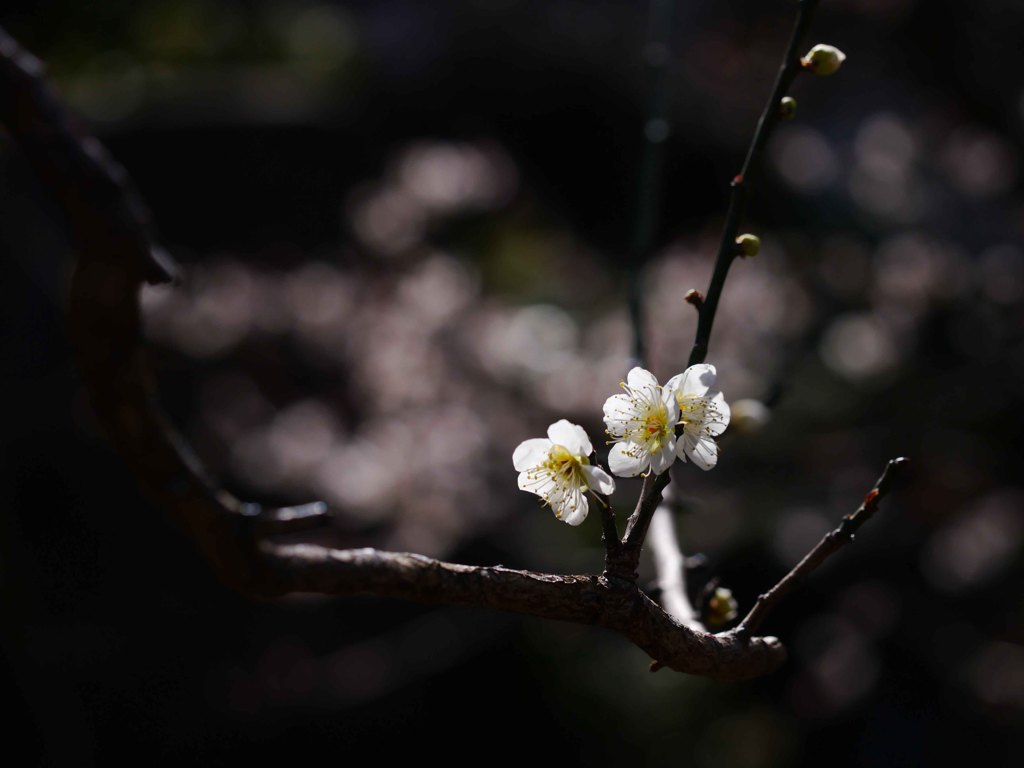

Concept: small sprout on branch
[[705, 587, 739, 629], [779, 96, 798, 120], [514, 420, 615, 526], [684, 288, 704, 310], [735, 233, 761, 257], [801, 44, 846, 76]]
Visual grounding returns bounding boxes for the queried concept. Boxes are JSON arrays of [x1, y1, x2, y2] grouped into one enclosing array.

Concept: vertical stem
[[618, 0, 827, 585], [687, 0, 822, 367], [627, 0, 676, 368]]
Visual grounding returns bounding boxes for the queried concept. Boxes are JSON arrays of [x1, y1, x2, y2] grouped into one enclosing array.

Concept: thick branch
[[687, 0, 821, 367], [735, 457, 909, 637], [265, 544, 783, 680], [0, 24, 788, 679]]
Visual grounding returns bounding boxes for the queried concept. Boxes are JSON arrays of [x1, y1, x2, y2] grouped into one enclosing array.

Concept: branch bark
[[265, 544, 783, 680]]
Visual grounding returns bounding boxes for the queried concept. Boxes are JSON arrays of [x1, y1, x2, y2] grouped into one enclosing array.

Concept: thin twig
[[622, 472, 671, 546], [734, 457, 909, 638], [687, 0, 822, 367], [593, 485, 621, 563], [586, 452, 622, 564]]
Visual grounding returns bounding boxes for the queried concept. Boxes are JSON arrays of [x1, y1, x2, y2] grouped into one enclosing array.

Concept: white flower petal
[[548, 483, 587, 525], [626, 366, 660, 404], [518, 469, 554, 495], [649, 437, 677, 475], [704, 391, 731, 436], [603, 393, 638, 418], [626, 366, 659, 390], [513, 438, 553, 471], [547, 419, 592, 456], [665, 364, 717, 399], [661, 386, 681, 423], [608, 441, 649, 477], [679, 434, 719, 471], [560, 494, 590, 526], [582, 464, 616, 495], [603, 394, 640, 436]]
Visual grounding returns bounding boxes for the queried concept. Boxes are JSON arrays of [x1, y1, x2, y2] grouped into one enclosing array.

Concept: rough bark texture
[[265, 544, 785, 680]]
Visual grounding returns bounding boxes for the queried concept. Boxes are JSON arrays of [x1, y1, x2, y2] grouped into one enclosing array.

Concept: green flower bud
[[706, 587, 739, 628], [779, 96, 797, 120], [801, 44, 847, 76], [735, 233, 761, 257]]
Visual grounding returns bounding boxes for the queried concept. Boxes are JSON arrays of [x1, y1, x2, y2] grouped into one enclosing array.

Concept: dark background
[[2, 1, 1023, 765]]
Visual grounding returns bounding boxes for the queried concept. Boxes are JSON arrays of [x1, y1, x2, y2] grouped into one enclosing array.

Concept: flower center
[[543, 444, 589, 486], [638, 403, 669, 443], [645, 412, 665, 434]]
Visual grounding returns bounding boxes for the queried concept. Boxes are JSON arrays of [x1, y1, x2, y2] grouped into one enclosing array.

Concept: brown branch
[[597, 494, 622, 562], [604, 471, 672, 581], [0, 24, 789, 680], [264, 543, 784, 680], [734, 457, 910, 638], [587, 450, 622, 564]]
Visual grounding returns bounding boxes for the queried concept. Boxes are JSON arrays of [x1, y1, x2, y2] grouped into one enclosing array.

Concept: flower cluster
[[513, 365, 730, 525], [606, 365, 730, 475]]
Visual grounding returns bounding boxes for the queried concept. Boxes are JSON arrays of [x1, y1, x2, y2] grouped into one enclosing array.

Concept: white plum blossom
[[603, 367, 680, 477], [664, 364, 731, 471], [603, 365, 731, 477], [513, 419, 615, 526]]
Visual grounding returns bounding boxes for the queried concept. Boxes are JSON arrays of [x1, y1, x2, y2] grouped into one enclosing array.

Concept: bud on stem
[[735, 234, 761, 257], [801, 44, 846, 76]]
